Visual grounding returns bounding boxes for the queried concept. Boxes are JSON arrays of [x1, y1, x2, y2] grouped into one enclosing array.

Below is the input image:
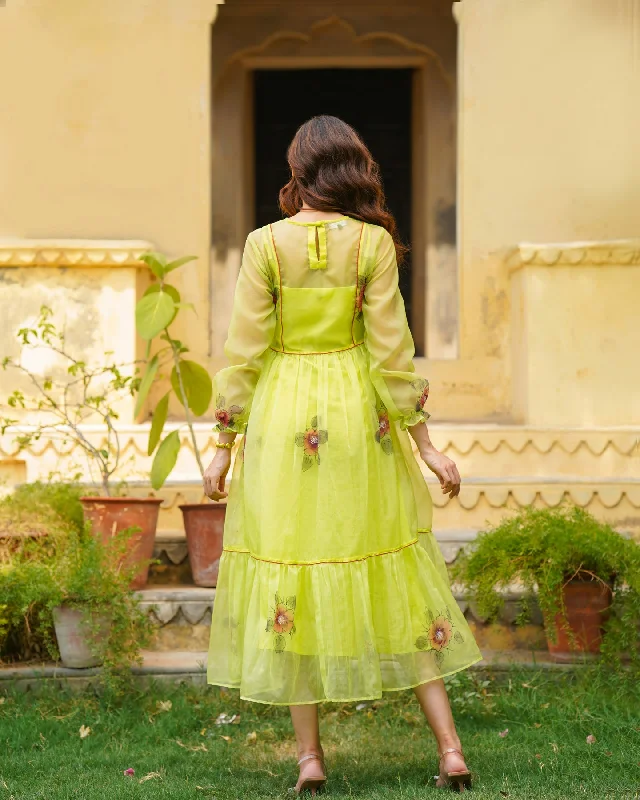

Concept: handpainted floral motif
[[265, 593, 297, 653], [294, 416, 328, 471], [411, 378, 430, 413], [354, 275, 368, 320], [374, 400, 393, 455], [415, 606, 465, 667], [214, 395, 244, 431]]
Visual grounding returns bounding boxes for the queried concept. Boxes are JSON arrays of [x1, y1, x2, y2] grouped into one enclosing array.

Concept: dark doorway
[[253, 68, 414, 334]]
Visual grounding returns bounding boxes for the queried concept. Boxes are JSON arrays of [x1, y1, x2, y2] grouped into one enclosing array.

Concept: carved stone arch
[[209, 9, 458, 362]]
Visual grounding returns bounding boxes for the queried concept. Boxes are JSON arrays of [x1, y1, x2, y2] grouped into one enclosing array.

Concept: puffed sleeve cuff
[[370, 370, 431, 429]]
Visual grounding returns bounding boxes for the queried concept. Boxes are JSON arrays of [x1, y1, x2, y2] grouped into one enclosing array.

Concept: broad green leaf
[[139, 251, 168, 279], [174, 302, 196, 314], [164, 255, 197, 274], [144, 283, 181, 326], [150, 429, 181, 490], [148, 392, 170, 456], [134, 355, 159, 418], [136, 291, 176, 340], [143, 283, 181, 304], [170, 359, 212, 416]]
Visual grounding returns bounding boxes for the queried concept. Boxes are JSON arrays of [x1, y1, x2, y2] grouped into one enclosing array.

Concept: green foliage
[[0, 479, 84, 536], [452, 505, 640, 669], [0, 306, 141, 496], [0, 512, 153, 691], [134, 252, 208, 488]]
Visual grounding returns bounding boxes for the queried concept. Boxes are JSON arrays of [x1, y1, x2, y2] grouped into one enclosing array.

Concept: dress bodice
[[265, 216, 366, 354]]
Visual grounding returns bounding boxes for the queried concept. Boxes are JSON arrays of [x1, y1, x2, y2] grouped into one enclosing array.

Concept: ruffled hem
[[209, 656, 485, 706], [206, 534, 483, 705], [399, 409, 430, 430]]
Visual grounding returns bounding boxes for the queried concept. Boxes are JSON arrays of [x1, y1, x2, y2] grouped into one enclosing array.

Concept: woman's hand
[[419, 445, 461, 498], [203, 450, 232, 501]]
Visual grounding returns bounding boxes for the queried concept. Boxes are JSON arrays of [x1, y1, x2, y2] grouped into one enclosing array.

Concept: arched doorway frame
[[210, 14, 458, 365]]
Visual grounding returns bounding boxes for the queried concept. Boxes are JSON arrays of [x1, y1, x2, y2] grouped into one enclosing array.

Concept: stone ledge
[[507, 239, 640, 272], [0, 649, 595, 693], [0, 239, 154, 268]]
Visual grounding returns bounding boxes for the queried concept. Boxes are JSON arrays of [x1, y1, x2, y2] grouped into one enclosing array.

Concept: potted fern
[[134, 252, 225, 587], [452, 505, 640, 666], [0, 308, 162, 589]]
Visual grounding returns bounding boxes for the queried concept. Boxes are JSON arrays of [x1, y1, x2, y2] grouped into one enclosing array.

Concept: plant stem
[[168, 337, 205, 478]]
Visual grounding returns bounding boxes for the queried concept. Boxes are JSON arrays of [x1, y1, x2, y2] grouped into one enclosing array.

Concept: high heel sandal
[[435, 747, 472, 793], [294, 752, 327, 796]]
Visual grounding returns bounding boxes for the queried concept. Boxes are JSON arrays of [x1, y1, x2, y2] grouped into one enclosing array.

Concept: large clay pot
[[179, 502, 226, 587], [546, 577, 613, 661], [53, 605, 110, 669], [80, 496, 163, 590]]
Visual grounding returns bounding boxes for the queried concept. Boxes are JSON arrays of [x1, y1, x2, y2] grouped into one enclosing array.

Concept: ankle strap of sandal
[[298, 753, 324, 767], [438, 747, 464, 760]]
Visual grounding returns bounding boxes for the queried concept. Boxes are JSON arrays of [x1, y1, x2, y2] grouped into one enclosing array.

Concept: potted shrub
[[48, 524, 153, 674], [452, 505, 640, 666], [0, 307, 162, 589], [133, 252, 226, 587], [0, 510, 153, 683]]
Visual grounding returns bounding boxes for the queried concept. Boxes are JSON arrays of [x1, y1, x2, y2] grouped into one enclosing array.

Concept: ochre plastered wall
[[454, 0, 640, 421], [0, 0, 223, 379], [0, 0, 638, 430]]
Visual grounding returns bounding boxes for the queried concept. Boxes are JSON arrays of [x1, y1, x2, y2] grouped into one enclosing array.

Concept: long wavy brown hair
[[279, 115, 408, 265]]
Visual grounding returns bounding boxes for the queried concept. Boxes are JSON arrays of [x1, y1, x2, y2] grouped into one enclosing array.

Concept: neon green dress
[[207, 216, 483, 704]]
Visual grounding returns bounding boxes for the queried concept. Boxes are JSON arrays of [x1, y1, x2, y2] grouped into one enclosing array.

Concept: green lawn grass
[[0, 666, 639, 799]]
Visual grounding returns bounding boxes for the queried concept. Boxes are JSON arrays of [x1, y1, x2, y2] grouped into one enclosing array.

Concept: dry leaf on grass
[[245, 731, 257, 746], [156, 700, 172, 713], [586, 734, 596, 744], [533, 723, 542, 728], [550, 742, 559, 753], [139, 772, 162, 783], [220, 735, 232, 742], [176, 739, 208, 752], [79, 725, 91, 739], [498, 728, 509, 738], [215, 712, 239, 725]]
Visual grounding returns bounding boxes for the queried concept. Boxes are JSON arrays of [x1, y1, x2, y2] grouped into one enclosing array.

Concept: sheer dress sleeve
[[362, 228, 430, 429], [212, 230, 277, 434]]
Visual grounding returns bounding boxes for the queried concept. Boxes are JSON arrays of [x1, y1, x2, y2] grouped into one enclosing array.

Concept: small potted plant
[[48, 524, 153, 674], [133, 252, 225, 587], [0, 307, 162, 589], [452, 505, 640, 666]]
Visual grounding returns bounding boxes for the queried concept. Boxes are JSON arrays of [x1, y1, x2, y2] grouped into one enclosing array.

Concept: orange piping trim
[[269, 223, 285, 351], [223, 536, 424, 566], [350, 222, 365, 345], [269, 341, 365, 356]]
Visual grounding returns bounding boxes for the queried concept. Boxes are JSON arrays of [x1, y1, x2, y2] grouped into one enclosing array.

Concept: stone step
[[0, 648, 594, 693], [136, 585, 546, 654]]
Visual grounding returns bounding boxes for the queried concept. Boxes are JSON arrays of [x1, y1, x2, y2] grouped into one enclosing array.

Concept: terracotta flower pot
[[80, 496, 163, 590], [179, 502, 226, 587], [546, 577, 613, 661], [53, 605, 110, 669]]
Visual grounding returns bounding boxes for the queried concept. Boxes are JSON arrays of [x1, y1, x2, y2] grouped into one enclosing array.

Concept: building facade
[[0, 0, 639, 554]]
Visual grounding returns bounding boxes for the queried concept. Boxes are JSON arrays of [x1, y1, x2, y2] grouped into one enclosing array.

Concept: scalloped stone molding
[[508, 239, 640, 272], [2, 424, 637, 459], [0, 239, 154, 268]]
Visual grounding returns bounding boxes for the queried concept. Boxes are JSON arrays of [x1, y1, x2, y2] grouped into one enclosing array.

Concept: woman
[[203, 115, 483, 795]]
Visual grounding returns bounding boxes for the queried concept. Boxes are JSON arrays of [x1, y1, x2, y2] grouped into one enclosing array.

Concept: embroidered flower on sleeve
[[214, 395, 243, 431], [414, 606, 465, 667], [374, 400, 393, 455], [265, 593, 296, 653], [294, 416, 328, 471], [411, 378, 429, 413]]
